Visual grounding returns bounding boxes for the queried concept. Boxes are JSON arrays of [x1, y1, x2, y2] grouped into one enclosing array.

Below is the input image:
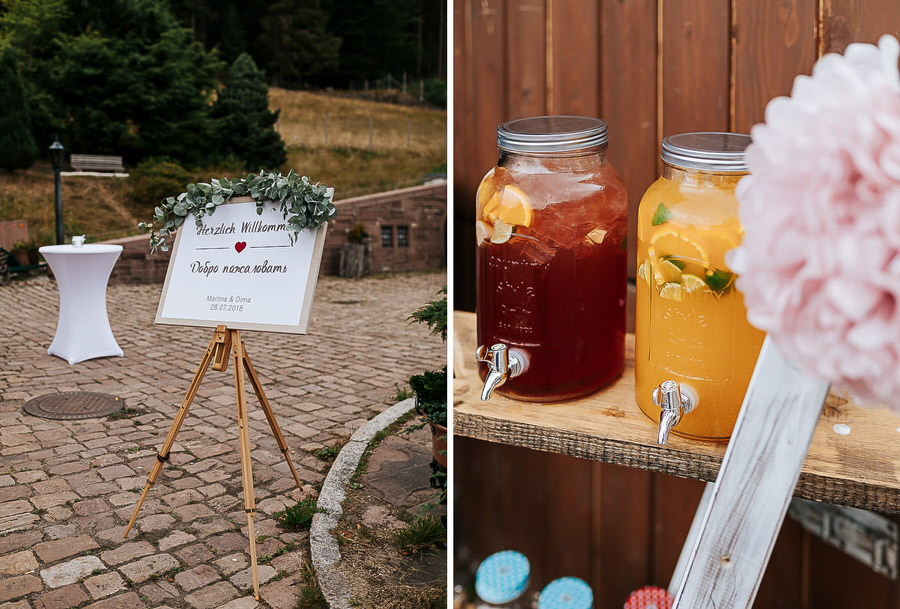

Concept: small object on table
[[39, 243, 124, 365], [537, 576, 593, 609], [623, 586, 673, 609]]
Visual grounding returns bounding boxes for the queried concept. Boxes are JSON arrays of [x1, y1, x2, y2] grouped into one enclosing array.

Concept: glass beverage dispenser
[[635, 132, 765, 443], [476, 116, 628, 402]]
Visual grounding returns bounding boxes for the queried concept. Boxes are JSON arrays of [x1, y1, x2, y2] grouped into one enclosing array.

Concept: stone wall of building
[[102, 182, 447, 285]]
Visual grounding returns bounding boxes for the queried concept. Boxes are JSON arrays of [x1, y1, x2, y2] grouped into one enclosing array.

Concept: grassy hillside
[[0, 89, 446, 244]]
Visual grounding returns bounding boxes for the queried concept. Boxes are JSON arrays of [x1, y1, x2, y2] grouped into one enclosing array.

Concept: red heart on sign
[[235, 242, 247, 253]]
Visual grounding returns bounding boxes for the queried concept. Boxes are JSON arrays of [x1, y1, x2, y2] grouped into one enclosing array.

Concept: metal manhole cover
[[24, 392, 125, 420]]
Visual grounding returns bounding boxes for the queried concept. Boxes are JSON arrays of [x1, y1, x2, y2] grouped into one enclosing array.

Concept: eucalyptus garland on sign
[[138, 169, 336, 252]]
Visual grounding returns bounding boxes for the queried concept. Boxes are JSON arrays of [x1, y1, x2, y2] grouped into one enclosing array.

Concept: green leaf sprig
[[704, 268, 735, 293], [651, 202, 672, 226], [138, 169, 336, 252]]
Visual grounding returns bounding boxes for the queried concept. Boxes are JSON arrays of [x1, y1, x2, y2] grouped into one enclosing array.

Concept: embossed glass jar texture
[[634, 132, 765, 440], [476, 116, 628, 402]]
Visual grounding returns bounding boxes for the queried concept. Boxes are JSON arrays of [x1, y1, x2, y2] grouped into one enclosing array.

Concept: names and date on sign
[[156, 197, 327, 334]]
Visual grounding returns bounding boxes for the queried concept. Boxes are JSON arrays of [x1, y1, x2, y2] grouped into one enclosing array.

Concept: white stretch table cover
[[39, 244, 124, 365]]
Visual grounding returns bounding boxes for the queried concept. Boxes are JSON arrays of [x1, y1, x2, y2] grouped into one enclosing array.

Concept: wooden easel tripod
[[123, 325, 304, 601]]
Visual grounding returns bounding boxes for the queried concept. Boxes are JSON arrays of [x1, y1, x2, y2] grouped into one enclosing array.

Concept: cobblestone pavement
[[0, 271, 445, 609]]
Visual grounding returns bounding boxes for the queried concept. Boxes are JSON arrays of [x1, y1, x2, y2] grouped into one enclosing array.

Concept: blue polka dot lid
[[538, 576, 593, 609], [475, 550, 530, 604]]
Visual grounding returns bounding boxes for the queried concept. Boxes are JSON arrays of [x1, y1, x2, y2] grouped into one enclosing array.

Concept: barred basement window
[[381, 226, 394, 248], [397, 226, 409, 248]]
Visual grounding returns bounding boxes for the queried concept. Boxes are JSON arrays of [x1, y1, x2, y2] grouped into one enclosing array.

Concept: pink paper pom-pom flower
[[728, 35, 900, 411]]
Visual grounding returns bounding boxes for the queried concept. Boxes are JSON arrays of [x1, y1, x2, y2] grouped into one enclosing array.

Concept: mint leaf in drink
[[661, 256, 685, 271], [705, 268, 735, 293], [651, 202, 672, 226]]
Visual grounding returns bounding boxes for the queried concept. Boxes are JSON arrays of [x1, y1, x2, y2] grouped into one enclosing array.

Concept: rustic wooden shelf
[[454, 311, 900, 514]]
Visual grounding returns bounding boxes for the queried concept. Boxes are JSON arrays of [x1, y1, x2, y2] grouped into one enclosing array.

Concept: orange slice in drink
[[486, 185, 534, 228], [476, 169, 496, 210], [481, 192, 500, 222], [650, 229, 709, 276], [702, 227, 741, 270]]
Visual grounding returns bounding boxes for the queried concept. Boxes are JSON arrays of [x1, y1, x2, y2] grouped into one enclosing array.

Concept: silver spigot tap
[[652, 380, 696, 445], [476, 343, 523, 401]]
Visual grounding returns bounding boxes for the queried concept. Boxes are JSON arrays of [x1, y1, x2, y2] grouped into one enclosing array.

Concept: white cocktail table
[[39, 243, 124, 364]]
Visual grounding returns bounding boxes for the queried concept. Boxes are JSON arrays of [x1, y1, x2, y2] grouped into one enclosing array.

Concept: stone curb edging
[[310, 397, 417, 608]]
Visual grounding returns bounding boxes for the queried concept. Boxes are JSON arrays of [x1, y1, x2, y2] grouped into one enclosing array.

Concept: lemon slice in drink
[[491, 220, 515, 244], [586, 228, 608, 244], [650, 229, 709, 275], [653, 258, 683, 285], [476, 220, 493, 244], [659, 282, 684, 301], [637, 260, 650, 283], [486, 185, 534, 227], [681, 274, 706, 292]]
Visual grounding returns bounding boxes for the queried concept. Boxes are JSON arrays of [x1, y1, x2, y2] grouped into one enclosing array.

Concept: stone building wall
[[102, 182, 447, 285]]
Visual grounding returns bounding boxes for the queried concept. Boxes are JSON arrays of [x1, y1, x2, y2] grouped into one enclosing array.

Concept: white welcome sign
[[156, 196, 327, 333]]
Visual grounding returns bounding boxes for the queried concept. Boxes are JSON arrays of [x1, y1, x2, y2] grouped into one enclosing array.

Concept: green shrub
[[273, 498, 324, 531], [0, 47, 38, 170], [409, 367, 446, 427], [347, 223, 368, 244], [423, 79, 446, 108], [127, 157, 192, 208], [393, 516, 445, 556]]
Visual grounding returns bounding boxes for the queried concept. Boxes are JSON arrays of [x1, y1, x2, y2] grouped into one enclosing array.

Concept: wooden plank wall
[[453, 2, 900, 607]]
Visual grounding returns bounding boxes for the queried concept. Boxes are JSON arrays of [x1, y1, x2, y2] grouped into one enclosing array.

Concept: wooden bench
[[63, 154, 128, 177]]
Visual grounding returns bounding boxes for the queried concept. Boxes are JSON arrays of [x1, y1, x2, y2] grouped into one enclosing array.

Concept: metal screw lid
[[475, 550, 530, 604], [660, 132, 751, 173], [497, 116, 609, 153], [538, 576, 593, 609]]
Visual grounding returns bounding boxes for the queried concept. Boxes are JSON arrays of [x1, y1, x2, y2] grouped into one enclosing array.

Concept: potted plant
[[409, 366, 447, 467], [339, 222, 370, 278], [408, 288, 447, 469], [11, 239, 41, 267]]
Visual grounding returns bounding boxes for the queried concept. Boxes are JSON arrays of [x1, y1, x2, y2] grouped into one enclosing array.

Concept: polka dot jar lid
[[623, 586, 673, 609], [475, 550, 531, 604], [538, 576, 593, 609]]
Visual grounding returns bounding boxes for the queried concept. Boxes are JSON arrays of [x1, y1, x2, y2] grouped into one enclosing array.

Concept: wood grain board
[[454, 311, 900, 514]]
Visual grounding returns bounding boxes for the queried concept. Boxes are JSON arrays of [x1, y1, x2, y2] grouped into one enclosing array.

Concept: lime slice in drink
[[681, 274, 706, 292], [659, 282, 684, 301], [653, 259, 683, 285]]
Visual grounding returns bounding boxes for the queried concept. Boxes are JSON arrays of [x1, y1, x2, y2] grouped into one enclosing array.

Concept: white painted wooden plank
[[669, 482, 714, 593], [672, 337, 830, 609]]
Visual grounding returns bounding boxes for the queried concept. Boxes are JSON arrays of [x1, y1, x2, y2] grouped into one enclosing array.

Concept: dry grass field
[[0, 89, 446, 244], [270, 88, 446, 155]]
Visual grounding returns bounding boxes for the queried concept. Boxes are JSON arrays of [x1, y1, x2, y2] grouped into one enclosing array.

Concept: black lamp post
[[49, 140, 64, 244]]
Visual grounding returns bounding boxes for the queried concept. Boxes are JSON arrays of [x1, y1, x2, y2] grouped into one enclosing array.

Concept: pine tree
[[0, 0, 221, 165], [212, 53, 287, 171], [254, 0, 341, 89], [0, 46, 39, 170]]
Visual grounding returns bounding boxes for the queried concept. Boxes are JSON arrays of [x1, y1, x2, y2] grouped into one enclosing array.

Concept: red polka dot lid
[[623, 586, 673, 609]]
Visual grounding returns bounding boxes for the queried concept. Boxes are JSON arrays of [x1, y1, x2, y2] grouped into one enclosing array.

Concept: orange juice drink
[[635, 133, 765, 441]]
